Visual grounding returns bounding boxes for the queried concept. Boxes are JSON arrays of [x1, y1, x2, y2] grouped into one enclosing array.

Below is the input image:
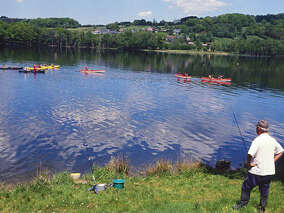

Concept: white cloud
[[16, 0, 24, 3], [163, 0, 227, 15], [138, 11, 153, 18]]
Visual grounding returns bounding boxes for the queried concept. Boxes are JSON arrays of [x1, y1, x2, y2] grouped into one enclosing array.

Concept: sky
[[0, 0, 283, 25]]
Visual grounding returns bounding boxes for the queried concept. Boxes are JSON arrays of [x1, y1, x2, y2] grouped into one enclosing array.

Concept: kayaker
[[218, 75, 223, 79], [232, 120, 283, 212], [208, 75, 213, 80], [85, 66, 89, 71]]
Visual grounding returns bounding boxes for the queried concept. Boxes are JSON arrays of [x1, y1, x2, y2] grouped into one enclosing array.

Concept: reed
[[145, 160, 173, 176], [175, 160, 203, 173], [105, 155, 129, 175]]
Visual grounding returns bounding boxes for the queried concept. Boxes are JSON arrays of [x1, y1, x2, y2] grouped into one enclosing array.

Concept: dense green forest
[[0, 14, 284, 56]]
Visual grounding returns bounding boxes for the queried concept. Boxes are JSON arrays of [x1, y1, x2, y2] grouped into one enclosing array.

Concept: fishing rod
[[232, 111, 250, 167], [232, 111, 247, 151]]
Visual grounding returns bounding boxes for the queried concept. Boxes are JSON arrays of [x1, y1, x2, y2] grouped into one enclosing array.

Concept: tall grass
[[105, 155, 129, 175], [145, 160, 173, 176]]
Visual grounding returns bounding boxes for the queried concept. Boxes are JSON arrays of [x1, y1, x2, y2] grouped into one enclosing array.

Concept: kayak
[[24, 65, 60, 70], [40, 65, 60, 69], [0, 67, 23, 70], [19, 70, 46, 73], [80, 70, 106, 73], [24, 67, 49, 71], [201, 77, 231, 82], [201, 79, 231, 85], [175, 74, 191, 79]]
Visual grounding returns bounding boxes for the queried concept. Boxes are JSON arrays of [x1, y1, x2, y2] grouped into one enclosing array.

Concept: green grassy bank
[[0, 161, 283, 213]]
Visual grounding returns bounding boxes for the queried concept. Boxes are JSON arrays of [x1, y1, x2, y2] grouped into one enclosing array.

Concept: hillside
[[0, 13, 284, 56]]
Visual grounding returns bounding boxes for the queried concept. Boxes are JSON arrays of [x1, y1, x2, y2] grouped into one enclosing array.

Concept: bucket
[[112, 179, 125, 189], [96, 183, 107, 192]]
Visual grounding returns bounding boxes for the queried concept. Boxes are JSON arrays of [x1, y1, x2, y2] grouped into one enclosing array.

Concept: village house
[[146, 27, 153, 32], [167, 35, 175, 42], [92, 29, 120, 35], [173, 29, 181, 35]]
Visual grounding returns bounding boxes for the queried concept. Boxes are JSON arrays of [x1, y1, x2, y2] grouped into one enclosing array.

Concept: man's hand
[[249, 162, 257, 167], [274, 151, 283, 162], [246, 154, 257, 169], [245, 162, 257, 169]]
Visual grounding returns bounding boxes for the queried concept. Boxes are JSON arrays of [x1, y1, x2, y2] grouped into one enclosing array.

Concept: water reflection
[[0, 48, 283, 182]]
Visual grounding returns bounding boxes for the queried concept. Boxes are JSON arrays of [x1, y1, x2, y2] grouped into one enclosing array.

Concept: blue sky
[[0, 0, 283, 25]]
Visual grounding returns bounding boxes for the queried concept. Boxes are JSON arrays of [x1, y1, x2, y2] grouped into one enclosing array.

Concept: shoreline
[[2, 44, 284, 57], [142, 49, 283, 58], [0, 160, 283, 212]]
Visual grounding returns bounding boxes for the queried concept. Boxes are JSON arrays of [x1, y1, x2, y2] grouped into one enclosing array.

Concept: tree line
[[0, 14, 284, 56]]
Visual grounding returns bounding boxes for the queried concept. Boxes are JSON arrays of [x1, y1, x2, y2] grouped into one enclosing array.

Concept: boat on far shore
[[0, 66, 23, 70]]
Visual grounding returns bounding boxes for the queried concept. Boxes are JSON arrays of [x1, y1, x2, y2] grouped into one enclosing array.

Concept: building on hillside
[[167, 35, 175, 42], [146, 27, 153, 32], [188, 42, 195, 45], [159, 28, 168, 32], [173, 29, 181, 35], [92, 29, 119, 35]]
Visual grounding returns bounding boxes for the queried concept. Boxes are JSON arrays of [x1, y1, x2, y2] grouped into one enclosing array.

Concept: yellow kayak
[[24, 65, 60, 70], [41, 65, 60, 69], [24, 67, 48, 71]]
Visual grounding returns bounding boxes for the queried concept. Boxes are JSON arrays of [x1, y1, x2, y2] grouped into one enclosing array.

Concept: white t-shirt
[[248, 133, 283, 176]]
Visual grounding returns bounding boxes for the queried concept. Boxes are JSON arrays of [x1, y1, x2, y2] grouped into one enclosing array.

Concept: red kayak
[[80, 69, 105, 73], [201, 77, 231, 82], [175, 74, 191, 79], [201, 79, 231, 86]]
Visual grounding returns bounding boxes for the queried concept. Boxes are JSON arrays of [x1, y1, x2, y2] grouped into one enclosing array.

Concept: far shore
[[142, 49, 282, 57], [143, 49, 233, 56]]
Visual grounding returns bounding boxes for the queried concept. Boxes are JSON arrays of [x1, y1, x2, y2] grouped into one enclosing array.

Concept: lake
[[0, 47, 284, 182]]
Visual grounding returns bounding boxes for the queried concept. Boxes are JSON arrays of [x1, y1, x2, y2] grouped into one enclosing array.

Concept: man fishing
[[233, 120, 283, 212]]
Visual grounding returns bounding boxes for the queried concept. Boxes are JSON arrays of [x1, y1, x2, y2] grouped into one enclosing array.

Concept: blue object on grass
[[112, 179, 125, 189]]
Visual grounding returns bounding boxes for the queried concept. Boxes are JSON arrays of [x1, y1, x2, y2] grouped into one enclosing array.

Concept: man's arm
[[246, 154, 257, 168], [274, 151, 284, 162]]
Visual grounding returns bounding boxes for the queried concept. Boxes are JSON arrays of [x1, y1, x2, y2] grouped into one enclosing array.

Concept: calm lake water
[[0, 48, 284, 182]]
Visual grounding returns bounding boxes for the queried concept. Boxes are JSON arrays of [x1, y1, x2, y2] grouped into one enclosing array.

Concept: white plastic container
[[96, 183, 107, 192]]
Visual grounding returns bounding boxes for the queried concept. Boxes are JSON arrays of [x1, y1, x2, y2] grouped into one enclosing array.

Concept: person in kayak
[[85, 66, 89, 71], [232, 120, 283, 212]]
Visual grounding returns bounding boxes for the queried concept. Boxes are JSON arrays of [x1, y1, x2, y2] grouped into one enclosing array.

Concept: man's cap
[[256, 120, 269, 131]]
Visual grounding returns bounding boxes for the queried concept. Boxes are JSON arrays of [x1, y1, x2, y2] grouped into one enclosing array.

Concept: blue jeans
[[240, 172, 273, 207]]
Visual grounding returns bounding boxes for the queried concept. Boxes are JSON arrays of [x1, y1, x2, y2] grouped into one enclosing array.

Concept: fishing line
[[232, 110, 248, 166]]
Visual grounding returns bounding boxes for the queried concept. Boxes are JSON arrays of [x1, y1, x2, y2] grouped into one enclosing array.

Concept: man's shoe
[[232, 201, 247, 210], [258, 206, 265, 213]]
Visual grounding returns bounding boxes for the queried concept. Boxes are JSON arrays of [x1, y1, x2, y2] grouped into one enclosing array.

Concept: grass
[[0, 160, 283, 213]]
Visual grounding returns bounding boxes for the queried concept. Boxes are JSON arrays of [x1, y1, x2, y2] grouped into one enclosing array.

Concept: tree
[[106, 22, 119, 31]]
